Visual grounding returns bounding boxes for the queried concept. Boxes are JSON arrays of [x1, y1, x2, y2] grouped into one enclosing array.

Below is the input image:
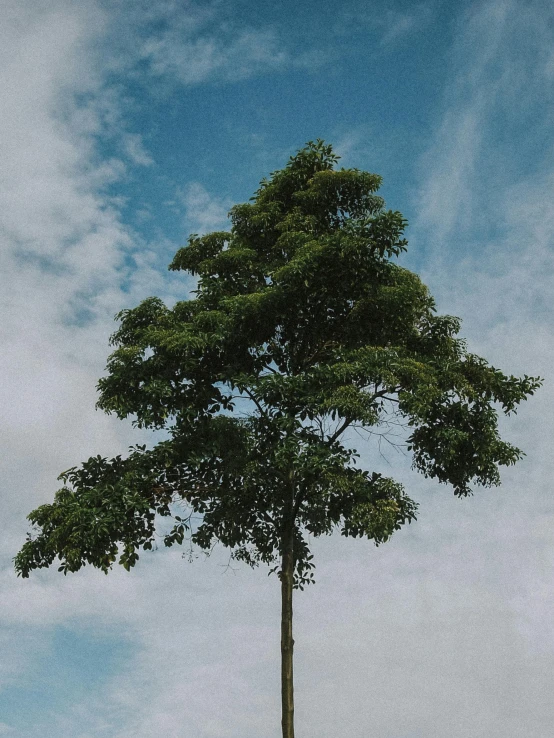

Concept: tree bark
[[281, 521, 295, 738]]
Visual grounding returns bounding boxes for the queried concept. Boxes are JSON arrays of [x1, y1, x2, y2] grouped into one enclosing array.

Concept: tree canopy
[[15, 140, 541, 585]]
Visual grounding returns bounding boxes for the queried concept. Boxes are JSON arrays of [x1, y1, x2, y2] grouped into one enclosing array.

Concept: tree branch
[[242, 386, 270, 419], [328, 417, 352, 443], [325, 386, 401, 443], [315, 415, 325, 441], [261, 509, 276, 526], [292, 488, 304, 519]]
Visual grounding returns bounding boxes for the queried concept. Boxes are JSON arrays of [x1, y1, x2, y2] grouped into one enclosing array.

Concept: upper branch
[[325, 387, 401, 443], [328, 417, 352, 443], [241, 386, 270, 419]]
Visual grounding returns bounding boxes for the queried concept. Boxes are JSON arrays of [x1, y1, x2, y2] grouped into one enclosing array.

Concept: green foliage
[[15, 140, 541, 584]]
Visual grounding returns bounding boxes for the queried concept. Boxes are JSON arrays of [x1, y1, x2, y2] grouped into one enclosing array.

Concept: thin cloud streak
[[415, 0, 553, 253], [335, 2, 433, 46], [141, 28, 289, 85], [101, 0, 324, 89], [379, 3, 433, 46], [408, 2, 554, 726], [178, 182, 232, 234]]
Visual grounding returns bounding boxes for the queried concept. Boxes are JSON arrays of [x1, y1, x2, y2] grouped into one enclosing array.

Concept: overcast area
[[1, 1, 553, 736]]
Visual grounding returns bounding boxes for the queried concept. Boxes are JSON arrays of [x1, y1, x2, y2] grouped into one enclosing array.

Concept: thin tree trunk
[[281, 521, 295, 738]]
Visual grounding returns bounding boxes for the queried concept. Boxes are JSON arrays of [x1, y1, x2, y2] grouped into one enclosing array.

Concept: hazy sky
[[1, 1, 553, 736]]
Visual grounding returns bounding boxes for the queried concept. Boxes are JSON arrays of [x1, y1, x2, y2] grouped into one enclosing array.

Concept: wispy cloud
[[412, 0, 554, 677], [0, 6, 271, 729], [177, 182, 232, 234], [414, 0, 553, 252], [378, 3, 433, 46], [141, 28, 289, 85], [416, 97, 486, 246], [122, 133, 154, 166], [337, 2, 433, 46], [105, 0, 322, 88], [0, 0, 174, 562]]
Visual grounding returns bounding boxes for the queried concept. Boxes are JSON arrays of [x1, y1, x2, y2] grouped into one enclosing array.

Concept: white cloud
[[104, 0, 326, 90], [414, 0, 554, 253], [0, 0, 128, 498], [331, 125, 389, 171], [333, 127, 371, 163], [379, 3, 433, 46], [415, 99, 485, 248], [110, 1, 309, 88], [410, 0, 554, 685], [122, 133, 154, 166], [0, 4, 279, 731], [178, 182, 232, 234], [337, 2, 433, 46], [140, 28, 288, 85], [0, 0, 176, 571]]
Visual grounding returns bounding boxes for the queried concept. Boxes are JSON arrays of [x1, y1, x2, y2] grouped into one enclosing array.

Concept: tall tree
[[15, 141, 540, 738]]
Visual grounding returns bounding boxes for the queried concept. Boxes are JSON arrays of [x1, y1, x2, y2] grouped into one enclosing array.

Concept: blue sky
[[97, 0, 457, 250], [1, 1, 554, 736]]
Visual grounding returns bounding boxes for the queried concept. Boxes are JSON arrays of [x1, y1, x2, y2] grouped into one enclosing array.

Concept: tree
[[15, 140, 541, 738]]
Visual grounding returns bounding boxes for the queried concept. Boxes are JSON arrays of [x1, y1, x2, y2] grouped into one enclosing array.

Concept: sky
[[1, 0, 553, 736]]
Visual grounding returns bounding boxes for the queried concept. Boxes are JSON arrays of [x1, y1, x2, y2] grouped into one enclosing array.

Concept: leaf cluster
[[15, 140, 541, 583]]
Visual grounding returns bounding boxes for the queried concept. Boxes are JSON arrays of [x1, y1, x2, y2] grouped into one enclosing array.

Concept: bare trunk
[[281, 522, 295, 738]]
